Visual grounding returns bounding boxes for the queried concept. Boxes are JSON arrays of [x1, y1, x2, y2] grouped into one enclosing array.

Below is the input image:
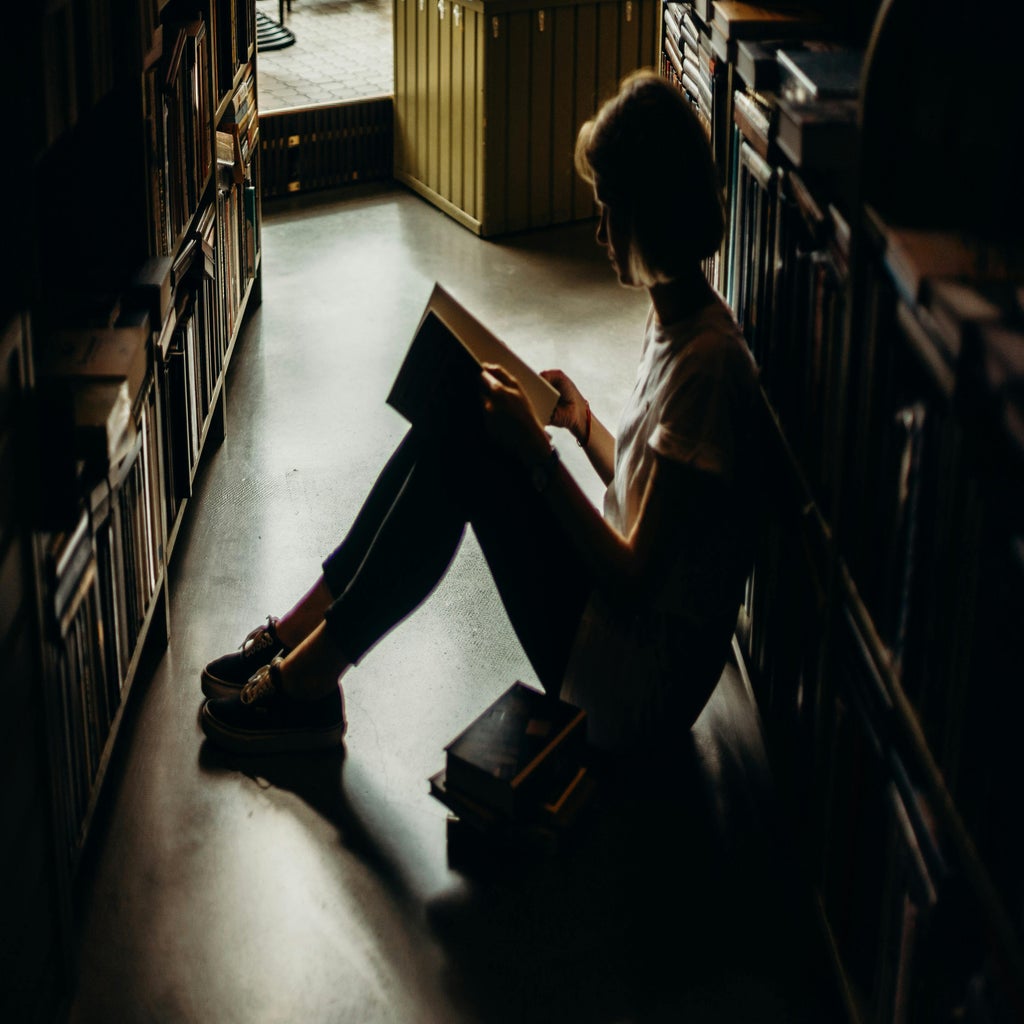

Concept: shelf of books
[[4, 1, 263, 1016], [663, 1, 1024, 1021], [1, 312, 70, 1022]]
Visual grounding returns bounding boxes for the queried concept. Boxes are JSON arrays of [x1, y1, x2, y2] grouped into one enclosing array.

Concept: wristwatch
[[529, 445, 560, 493]]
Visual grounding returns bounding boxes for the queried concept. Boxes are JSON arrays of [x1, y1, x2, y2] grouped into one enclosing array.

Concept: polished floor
[[69, 186, 842, 1023]]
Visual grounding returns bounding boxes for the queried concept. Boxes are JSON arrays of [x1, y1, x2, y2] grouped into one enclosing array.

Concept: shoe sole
[[199, 702, 346, 754]]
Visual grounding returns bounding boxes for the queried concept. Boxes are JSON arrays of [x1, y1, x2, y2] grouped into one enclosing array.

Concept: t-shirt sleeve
[[648, 339, 749, 483]]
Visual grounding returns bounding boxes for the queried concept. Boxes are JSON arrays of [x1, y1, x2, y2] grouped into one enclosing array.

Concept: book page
[[420, 283, 561, 423]]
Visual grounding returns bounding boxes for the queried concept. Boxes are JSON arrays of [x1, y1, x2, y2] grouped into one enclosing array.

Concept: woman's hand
[[540, 369, 589, 442], [480, 364, 552, 464]]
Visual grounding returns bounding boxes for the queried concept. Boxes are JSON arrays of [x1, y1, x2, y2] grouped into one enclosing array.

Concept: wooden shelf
[[838, 565, 1024, 992], [6, 4, 265, 1015], [671, 0, 1024, 1017]]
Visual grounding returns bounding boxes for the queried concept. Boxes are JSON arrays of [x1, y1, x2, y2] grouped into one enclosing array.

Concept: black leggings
[[321, 429, 592, 692]]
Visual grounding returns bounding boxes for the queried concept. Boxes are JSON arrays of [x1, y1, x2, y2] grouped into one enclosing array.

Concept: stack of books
[[429, 682, 594, 855]]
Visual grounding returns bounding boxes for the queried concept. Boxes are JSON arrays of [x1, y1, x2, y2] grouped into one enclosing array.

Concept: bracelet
[[576, 401, 592, 449]]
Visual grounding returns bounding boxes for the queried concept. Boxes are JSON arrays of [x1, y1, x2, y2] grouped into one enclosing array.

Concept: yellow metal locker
[[393, 0, 659, 236]]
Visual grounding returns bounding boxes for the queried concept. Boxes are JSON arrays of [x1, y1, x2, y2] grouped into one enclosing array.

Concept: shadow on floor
[[197, 703, 840, 1024]]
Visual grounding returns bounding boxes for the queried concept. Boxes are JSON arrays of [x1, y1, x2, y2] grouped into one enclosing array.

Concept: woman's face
[[594, 183, 635, 287]]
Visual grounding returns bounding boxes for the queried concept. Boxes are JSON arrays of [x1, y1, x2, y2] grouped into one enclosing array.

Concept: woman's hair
[[575, 70, 725, 285]]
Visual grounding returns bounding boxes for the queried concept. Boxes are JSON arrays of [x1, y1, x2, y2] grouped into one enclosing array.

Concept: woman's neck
[[648, 269, 715, 327]]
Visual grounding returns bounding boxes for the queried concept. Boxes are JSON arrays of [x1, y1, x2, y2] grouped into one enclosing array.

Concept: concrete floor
[[68, 186, 842, 1023]]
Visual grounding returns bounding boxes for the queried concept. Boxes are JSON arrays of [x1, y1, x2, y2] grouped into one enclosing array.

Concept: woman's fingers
[[540, 368, 575, 397], [481, 362, 518, 390], [539, 369, 586, 430]]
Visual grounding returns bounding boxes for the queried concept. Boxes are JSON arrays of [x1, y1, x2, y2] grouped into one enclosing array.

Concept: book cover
[[923, 278, 1024, 360], [431, 757, 594, 832], [776, 46, 864, 102], [733, 89, 774, 157], [130, 256, 174, 327], [710, 22, 732, 63], [680, 8, 704, 53], [665, 33, 685, 81], [68, 379, 138, 472], [387, 284, 560, 431], [38, 324, 151, 405], [882, 225, 1024, 307], [736, 39, 783, 91], [710, 2, 829, 42], [443, 681, 587, 818], [428, 768, 503, 833], [663, 5, 682, 48], [775, 96, 858, 172], [694, 0, 714, 25]]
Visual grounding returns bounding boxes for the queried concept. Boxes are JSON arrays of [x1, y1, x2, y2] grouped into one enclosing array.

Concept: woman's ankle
[[276, 624, 351, 700], [277, 659, 340, 701], [276, 577, 334, 649], [274, 614, 304, 651]]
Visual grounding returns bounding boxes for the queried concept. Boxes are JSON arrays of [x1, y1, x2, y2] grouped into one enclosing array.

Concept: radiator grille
[[259, 98, 394, 199]]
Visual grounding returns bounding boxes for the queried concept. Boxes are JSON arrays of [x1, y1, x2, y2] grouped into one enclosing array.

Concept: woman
[[199, 70, 760, 754]]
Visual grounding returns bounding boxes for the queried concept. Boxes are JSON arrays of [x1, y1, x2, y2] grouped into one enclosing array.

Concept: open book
[[387, 283, 560, 428]]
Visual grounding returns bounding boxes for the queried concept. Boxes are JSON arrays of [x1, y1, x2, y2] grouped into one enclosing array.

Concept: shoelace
[[240, 661, 279, 705], [240, 616, 277, 658]]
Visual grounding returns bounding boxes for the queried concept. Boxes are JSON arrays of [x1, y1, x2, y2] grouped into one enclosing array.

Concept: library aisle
[[69, 185, 840, 1023]]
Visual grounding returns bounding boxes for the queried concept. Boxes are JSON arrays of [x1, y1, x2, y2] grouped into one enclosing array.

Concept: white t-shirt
[[561, 297, 760, 749]]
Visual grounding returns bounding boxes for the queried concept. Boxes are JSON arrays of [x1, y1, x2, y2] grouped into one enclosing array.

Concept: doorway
[[255, 0, 395, 197]]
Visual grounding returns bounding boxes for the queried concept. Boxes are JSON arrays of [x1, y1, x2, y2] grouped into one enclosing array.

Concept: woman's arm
[[540, 369, 615, 485], [482, 364, 700, 606]]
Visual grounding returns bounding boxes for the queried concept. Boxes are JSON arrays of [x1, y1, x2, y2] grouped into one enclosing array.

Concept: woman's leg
[[201, 429, 593, 751], [320, 431, 592, 693], [201, 432, 425, 695], [271, 432, 422, 645]]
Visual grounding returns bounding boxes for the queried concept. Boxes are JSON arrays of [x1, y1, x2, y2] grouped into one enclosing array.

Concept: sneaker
[[201, 616, 288, 699], [200, 658, 346, 754]]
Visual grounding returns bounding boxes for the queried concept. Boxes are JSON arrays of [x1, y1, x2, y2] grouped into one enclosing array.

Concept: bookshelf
[[663, 1, 1024, 1021], [3, 2, 262, 1018]]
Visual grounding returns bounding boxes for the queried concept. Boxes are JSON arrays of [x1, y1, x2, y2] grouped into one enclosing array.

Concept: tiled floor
[[256, 0, 394, 111]]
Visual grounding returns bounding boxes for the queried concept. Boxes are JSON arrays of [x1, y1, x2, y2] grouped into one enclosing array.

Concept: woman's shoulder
[[665, 299, 754, 373]]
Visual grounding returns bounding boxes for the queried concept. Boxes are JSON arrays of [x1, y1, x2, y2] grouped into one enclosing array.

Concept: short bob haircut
[[575, 70, 725, 286]]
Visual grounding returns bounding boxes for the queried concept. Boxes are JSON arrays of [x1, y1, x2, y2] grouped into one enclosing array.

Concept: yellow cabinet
[[393, 0, 659, 236]]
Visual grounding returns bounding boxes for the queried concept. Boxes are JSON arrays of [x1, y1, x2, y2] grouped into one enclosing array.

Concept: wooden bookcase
[[393, 0, 660, 236], [664, 1, 1024, 1021], [2, 2, 263, 1018]]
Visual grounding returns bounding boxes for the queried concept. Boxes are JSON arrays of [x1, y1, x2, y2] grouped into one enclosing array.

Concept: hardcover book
[[733, 89, 774, 157], [881, 224, 1024, 306], [441, 681, 587, 819], [693, 0, 714, 24], [736, 37, 844, 93], [924, 278, 1024, 358], [38, 323, 151, 405], [387, 284, 560, 431], [776, 46, 864, 102], [68, 379, 138, 472], [736, 38, 783, 91], [710, 2, 828, 42], [775, 96, 858, 172]]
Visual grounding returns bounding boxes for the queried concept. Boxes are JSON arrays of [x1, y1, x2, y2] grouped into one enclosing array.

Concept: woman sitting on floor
[[198, 70, 761, 755]]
